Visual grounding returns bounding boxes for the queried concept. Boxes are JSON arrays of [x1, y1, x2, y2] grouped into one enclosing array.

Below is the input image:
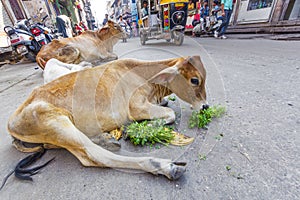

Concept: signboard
[[237, 0, 274, 24], [131, 0, 139, 36]]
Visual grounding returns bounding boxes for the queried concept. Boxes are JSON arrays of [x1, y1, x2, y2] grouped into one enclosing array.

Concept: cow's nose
[[202, 104, 209, 110]]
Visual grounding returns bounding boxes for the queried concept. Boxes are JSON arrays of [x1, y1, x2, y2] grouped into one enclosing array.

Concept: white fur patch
[[43, 58, 92, 84]]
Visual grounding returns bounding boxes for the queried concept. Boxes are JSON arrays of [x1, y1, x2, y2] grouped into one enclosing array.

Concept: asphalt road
[[0, 36, 299, 199]]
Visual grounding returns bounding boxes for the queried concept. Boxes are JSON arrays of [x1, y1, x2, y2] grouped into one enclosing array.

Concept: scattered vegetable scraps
[[189, 105, 226, 129], [124, 119, 175, 146]]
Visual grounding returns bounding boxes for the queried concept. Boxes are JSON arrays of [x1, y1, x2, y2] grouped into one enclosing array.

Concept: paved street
[[0, 36, 299, 199]]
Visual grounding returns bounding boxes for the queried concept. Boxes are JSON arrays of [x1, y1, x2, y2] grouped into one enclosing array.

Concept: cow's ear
[[104, 23, 110, 28], [183, 55, 201, 66], [182, 56, 191, 65], [99, 27, 109, 34], [149, 66, 178, 84]]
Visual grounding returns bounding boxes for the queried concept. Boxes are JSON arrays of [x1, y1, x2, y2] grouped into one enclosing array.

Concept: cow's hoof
[[159, 99, 169, 107], [169, 162, 187, 180]]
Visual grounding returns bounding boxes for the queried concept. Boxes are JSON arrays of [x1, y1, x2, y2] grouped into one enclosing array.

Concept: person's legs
[[219, 9, 233, 37], [218, 14, 227, 36], [56, 17, 63, 34], [221, 9, 233, 35], [56, 17, 68, 38], [215, 13, 226, 37], [200, 18, 204, 31]]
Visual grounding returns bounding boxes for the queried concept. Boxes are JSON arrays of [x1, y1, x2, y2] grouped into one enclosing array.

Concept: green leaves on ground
[[168, 96, 176, 101], [189, 105, 226, 129], [198, 154, 207, 161], [124, 119, 175, 146]]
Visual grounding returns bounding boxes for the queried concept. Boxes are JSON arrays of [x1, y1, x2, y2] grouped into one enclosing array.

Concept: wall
[[22, 0, 49, 23], [289, 0, 300, 20], [0, 0, 13, 31]]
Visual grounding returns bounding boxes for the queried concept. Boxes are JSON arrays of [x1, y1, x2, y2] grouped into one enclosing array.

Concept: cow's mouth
[[202, 104, 209, 110], [190, 102, 209, 111]]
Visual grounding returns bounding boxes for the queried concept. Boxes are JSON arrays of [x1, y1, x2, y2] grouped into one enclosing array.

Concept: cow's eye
[[191, 78, 199, 86]]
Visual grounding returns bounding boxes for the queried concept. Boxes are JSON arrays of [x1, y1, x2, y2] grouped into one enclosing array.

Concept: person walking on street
[[141, 1, 149, 18], [141, 1, 149, 27], [102, 14, 109, 26], [214, 0, 233, 39], [56, 15, 73, 38]]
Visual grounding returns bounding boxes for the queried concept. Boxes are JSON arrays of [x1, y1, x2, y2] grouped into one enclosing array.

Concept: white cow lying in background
[[44, 58, 92, 84]]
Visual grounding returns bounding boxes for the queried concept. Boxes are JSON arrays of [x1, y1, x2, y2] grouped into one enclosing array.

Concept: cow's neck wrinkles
[[121, 58, 181, 80], [119, 58, 182, 104], [149, 84, 172, 104]]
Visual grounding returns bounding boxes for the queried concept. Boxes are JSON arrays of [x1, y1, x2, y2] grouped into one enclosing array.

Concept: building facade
[[0, 0, 14, 30], [1, 0, 29, 30], [2, 0, 299, 34], [229, 0, 300, 33], [0, 0, 95, 31], [105, 0, 300, 34]]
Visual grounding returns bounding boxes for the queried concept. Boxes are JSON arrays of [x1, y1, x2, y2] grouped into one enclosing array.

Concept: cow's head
[[98, 20, 126, 40], [150, 56, 208, 111]]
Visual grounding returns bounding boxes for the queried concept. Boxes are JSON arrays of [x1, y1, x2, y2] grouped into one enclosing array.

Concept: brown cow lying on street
[[36, 20, 125, 69], [7, 56, 207, 180]]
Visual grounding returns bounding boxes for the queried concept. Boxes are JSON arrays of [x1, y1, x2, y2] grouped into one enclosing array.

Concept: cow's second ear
[[149, 66, 178, 84], [99, 27, 109, 34]]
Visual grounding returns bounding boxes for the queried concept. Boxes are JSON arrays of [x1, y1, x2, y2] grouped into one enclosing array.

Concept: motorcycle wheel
[[173, 31, 184, 46], [45, 34, 53, 44], [140, 33, 146, 45], [25, 51, 37, 62], [46, 37, 52, 44]]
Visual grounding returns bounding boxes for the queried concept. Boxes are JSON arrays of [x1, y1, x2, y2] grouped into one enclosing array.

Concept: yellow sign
[[160, 0, 188, 5], [175, 3, 184, 6]]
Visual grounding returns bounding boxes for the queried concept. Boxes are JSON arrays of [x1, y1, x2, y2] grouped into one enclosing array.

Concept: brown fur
[[7, 56, 207, 180], [36, 21, 125, 69]]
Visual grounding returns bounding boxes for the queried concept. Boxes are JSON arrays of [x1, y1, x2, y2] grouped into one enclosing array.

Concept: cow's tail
[[0, 148, 55, 191], [36, 56, 47, 70]]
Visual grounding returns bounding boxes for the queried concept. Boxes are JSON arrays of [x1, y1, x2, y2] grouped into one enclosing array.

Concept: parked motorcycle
[[4, 25, 41, 62], [118, 16, 132, 43], [26, 15, 54, 46], [120, 24, 132, 42], [193, 10, 222, 37], [29, 24, 50, 45]]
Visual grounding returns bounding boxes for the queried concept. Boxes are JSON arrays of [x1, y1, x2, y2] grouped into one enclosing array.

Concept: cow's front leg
[[108, 52, 118, 60], [130, 102, 176, 124], [99, 52, 118, 61], [143, 159, 187, 180]]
